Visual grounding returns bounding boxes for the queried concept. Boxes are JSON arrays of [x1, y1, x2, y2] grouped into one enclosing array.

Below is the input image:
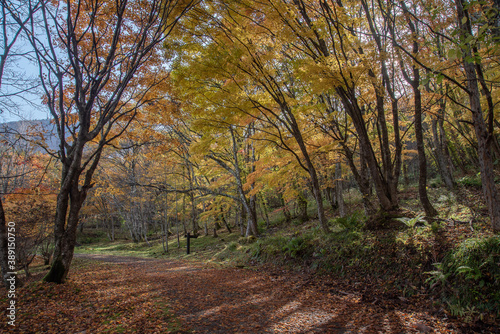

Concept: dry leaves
[[0, 255, 468, 333]]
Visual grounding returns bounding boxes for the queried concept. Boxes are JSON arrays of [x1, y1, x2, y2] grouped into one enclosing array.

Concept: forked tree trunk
[[45, 186, 86, 283], [341, 92, 396, 211]]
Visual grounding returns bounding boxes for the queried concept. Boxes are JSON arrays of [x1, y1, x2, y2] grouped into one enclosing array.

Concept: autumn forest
[[0, 0, 499, 332]]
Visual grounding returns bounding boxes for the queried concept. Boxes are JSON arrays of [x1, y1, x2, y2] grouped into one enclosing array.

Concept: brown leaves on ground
[[0, 255, 466, 333]]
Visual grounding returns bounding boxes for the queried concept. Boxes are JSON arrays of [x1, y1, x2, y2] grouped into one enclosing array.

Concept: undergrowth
[[246, 211, 499, 322], [73, 186, 499, 325], [426, 236, 500, 322]]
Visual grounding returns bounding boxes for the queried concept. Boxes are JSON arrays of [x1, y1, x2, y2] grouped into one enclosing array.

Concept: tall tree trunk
[[176, 219, 180, 249], [431, 114, 455, 189], [187, 162, 199, 234], [413, 86, 438, 217], [287, 113, 330, 232], [190, 191, 198, 235], [238, 203, 245, 236], [220, 208, 232, 233], [297, 191, 309, 223], [163, 196, 169, 252], [279, 193, 292, 223], [325, 186, 337, 211], [403, 162, 410, 189], [335, 162, 346, 218], [337, 88, 397, 211], [259, 196, 271, 229], [456, 0, 500, 232], [361, 0, 402, 209], [111, 217, 115, 241], [182, 194, 187, 236], [342, 143, 374, 214], [400, 1, 438, 217], [244, 195, 258, 237]]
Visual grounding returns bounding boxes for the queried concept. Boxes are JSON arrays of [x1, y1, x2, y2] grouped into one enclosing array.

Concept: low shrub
[[227, 241, 238, 251], [250, 233, 315, 263], [426, 236, 500, 321], [282, 235, 313, 259], [457, 174, 482, 188], [333, 211, 364, 231]]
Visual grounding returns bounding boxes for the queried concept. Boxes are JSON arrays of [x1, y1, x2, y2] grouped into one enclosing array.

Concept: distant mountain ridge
[[0, 118, 60, 152]]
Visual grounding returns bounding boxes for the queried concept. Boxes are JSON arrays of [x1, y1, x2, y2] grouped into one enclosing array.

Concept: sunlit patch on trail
[[271, 308, 334, 333]]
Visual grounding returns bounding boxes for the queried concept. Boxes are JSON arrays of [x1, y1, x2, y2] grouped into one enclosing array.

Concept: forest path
[[65, 253, 458, 334]]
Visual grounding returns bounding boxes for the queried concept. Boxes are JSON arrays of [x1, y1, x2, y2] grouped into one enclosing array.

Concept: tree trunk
[[163, 219, 169, 253], [342, 143, 374, 214], [110, 217, 115, 241], [244, 195, 258, 237], [239, 203, 245, 236], [44, 185, 85, 283], [326, 187, 337, 211], [456, 0, 500, 232], [176, 218, 180, 248], [218, 126, 259, 237], [362, 0, 403, 209], [189, 172, 199, 234], [297, 192, 309, 223], [163, 197, 169, 253], [286, 111, 330, 233], [403, 162, 409, 188], [291, 0, 397, 213], [280, 193, 292, 223], [182, 194, 187, 236], [24, 264, 30, 278], [400, 2, 437, 217], [259, 196, 271, 228], [220, 208, 232, 234], [335, 162, 346, 218], [338, 89, 396, 211], [431, 114, 455, 189], [414, 86, 438, 217]]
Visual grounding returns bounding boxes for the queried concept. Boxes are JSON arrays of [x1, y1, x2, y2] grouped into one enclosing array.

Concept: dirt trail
[[66, 253, 461, 333]]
